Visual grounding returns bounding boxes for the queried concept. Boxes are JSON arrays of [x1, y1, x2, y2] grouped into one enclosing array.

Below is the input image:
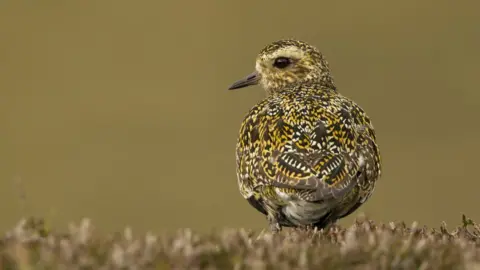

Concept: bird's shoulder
[[238, 84, 375, 151]]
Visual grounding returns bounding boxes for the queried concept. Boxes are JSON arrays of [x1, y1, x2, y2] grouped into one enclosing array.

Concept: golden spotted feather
[[229, 39, 381, 232]]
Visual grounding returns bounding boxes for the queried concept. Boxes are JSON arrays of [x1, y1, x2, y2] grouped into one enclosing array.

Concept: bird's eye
[[273, 57, 291, 69]]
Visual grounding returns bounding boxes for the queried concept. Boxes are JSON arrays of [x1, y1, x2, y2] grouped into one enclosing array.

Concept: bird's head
[[228, 39, 335, 94]]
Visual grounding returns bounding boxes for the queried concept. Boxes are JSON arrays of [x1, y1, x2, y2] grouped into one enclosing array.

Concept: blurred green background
[[1, 1, 479, 233]]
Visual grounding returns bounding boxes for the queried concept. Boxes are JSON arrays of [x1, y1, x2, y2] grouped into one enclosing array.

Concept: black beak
[[228, 71, 261, 90]]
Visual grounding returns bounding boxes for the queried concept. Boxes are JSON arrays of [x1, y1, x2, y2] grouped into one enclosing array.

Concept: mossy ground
[[1, 215, 480, 269]]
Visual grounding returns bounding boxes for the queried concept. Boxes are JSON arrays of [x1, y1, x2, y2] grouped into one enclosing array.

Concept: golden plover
[[228, 39, 381, 232]]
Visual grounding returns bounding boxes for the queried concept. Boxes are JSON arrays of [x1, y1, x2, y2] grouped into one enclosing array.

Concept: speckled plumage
[[228, 40, 381, 232]]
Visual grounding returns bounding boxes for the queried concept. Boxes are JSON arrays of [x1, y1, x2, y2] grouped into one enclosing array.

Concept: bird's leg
[[267, 214, 281, 233], [317, 220, 337, 233], [253, 185, 282, 233], [264, 203, 282, 233], [324, 219, 338, 231], [304, 224, 314, 232]]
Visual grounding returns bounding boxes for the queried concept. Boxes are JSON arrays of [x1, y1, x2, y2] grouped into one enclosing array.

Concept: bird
[[227, 39, 381, 232]]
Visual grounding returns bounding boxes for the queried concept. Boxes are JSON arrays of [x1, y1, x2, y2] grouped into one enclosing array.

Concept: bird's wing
[[257, 104, 370, 202], [268, 150, 363, 202]]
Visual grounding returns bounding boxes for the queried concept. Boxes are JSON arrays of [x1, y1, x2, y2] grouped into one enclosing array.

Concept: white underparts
[[275, 188, 330, 226]]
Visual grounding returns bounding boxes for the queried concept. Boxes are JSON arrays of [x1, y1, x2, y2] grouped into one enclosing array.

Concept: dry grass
[[1, 215, 480, 270]]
